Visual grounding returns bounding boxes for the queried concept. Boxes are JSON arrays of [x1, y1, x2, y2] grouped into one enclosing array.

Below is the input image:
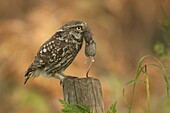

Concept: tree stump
[[62, 77, 104, 113]]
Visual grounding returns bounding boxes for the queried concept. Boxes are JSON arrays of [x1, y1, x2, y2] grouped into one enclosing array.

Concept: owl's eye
[[76, 26, 82, 30]]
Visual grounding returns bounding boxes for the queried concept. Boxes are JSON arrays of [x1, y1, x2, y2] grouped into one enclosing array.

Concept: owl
[[24, 20, 96, 84]]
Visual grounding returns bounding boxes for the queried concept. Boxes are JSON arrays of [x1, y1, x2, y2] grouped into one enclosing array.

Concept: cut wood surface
[[62, 77, 104, 113]]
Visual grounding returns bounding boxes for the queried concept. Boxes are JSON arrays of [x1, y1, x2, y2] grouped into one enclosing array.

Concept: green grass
[[123, 55, 170, 113]]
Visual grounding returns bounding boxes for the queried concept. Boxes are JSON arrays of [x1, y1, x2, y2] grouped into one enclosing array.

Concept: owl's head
[[59, 20, 96, 57], [59, 20, 87, 34]]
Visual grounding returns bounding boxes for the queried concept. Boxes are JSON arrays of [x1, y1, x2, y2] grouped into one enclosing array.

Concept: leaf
[[154, 42, 166, 57], [59, 99, 91, 113], [126, 79, 144, 85], [122, 89, 130, 110], [107, 101, 117, 113]]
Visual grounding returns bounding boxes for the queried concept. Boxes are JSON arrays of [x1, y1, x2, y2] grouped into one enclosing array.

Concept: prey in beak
[[83, 28, 96, 77]]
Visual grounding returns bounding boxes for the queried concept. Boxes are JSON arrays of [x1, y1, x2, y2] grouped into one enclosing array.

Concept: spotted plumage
[[24, 20, 96, 84]]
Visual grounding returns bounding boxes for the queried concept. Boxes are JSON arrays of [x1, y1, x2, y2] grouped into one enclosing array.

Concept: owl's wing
[[24, 32, 69, 84], [24, 35, 56, 84]]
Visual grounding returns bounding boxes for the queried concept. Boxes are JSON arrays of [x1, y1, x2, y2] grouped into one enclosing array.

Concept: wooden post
[[62, 77, 104, 113]]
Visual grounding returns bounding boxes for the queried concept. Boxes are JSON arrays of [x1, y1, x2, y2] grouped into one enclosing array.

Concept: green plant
[[107, 101, 117, 113], [59, 99, 117, 113], [59, 99, 92, 113], [154, 1, 170, 58]]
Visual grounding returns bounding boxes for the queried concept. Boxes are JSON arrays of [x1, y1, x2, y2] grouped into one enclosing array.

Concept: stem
[[144, 65, 151, 113], [129, 83, 136, 113]]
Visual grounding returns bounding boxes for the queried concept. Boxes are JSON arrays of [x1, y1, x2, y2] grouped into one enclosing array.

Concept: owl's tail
[[24, 68, 33, 84]]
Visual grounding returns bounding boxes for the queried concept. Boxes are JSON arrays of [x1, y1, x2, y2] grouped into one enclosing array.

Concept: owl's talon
[[60, 76, 77, 86]]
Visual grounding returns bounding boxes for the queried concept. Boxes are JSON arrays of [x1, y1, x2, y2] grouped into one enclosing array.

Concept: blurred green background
[[0, 0, 170, 113]]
